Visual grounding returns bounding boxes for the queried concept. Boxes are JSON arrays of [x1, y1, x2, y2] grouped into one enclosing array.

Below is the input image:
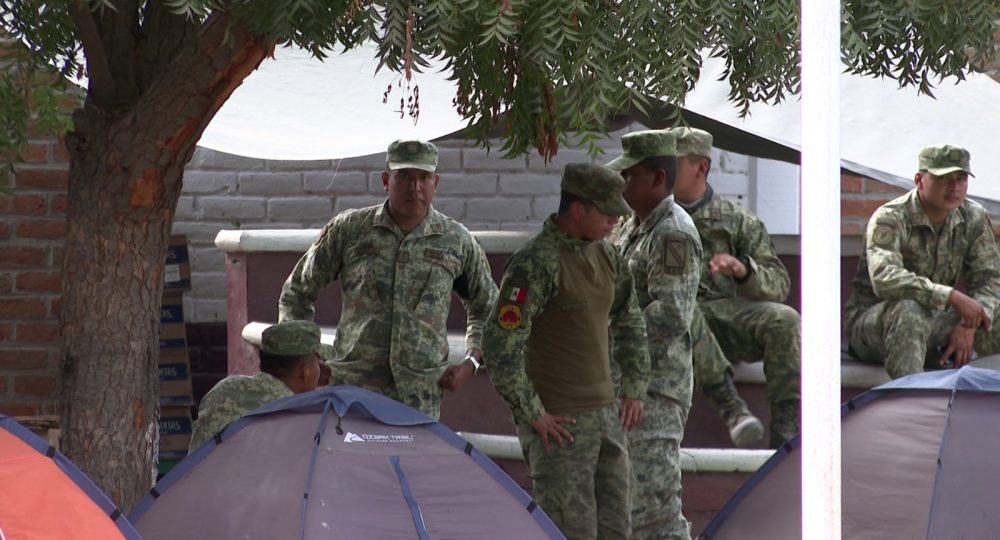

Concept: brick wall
[[840, 173, 908, 235], [0, 137, 69, 416]]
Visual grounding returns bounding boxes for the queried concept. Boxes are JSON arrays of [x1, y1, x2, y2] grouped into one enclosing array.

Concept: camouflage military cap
[[261, 320, 321, 356], [918, 144, 975, 178], [387, 139, 438, 172], [606, 130, 677, 171], [561, 162, 631, 217], [672, 127, 713, 158]]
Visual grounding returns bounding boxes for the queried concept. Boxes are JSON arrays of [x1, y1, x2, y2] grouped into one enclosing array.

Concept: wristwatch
[[464, 353, 482, 375]]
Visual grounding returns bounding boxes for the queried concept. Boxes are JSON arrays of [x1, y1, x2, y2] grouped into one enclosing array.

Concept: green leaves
[[1, 0, 996, 164]]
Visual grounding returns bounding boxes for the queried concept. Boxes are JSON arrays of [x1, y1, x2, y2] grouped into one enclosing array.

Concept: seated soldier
[[189, 320, 323, 450], [846, 144, 1000, 378], [670, 127, 801, 449]]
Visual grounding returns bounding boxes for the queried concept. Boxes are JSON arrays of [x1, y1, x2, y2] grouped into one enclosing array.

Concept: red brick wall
[[840, 173, 908, 235], [0, 137, 68, 416]]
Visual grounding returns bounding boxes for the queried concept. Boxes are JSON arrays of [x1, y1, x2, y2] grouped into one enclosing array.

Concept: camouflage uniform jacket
[[483, 216, 651, 425], [614, 197, 702, 408], [845, 189, 1000, 327], [684, 186, 790, 303], [278, 202, 498, 379], [189, 372, 291, 450]]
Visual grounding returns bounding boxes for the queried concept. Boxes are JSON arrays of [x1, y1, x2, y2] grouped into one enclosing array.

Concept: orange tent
[[0, 415, 141, 539]]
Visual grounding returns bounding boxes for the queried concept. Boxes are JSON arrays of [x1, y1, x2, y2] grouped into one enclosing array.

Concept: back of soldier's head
[[259, 320, 322, 378]]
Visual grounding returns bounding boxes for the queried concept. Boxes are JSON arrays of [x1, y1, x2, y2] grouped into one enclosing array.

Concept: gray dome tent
[[701, 364, 1000, 539], [131, 385, 564, 539]]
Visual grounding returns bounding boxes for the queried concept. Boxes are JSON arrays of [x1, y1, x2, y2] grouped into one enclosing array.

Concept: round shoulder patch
[[498, 304, 523, 330], [872, 223, 895, 247]]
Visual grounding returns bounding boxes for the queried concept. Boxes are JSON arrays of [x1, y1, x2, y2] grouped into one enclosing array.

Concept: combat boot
[[769, 399, 800, 449], [703, 374, 764, 447]]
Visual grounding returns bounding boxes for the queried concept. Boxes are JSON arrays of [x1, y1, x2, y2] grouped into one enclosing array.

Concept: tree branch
[[67, 0, 115, 106], [137, 0, 198, 92]]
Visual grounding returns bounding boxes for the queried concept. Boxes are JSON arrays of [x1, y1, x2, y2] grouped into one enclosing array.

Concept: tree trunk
[[57, 17, 272, 510]]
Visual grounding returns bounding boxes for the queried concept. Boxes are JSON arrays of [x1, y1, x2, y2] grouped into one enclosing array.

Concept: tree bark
[[58, 14, 272, 511]]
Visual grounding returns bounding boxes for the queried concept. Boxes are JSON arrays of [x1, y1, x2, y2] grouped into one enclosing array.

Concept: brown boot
[[703, 374, 764, 447], [769, 399, 800, 449]]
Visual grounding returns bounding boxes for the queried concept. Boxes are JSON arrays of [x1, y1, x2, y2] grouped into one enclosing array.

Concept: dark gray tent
[[130, 386, 564, 539], [700, 364, 1000, 539]]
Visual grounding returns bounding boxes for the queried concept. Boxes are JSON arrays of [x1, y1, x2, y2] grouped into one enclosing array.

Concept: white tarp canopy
[[197, 45, 467, 160], [196, 47, 1000, 204], [682, 56, 1000, 204]]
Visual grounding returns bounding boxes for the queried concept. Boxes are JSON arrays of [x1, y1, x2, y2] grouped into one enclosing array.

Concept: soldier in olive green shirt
[[483, 163, 650, 540], [846, 144, 1000, 378], [608, 130, 701, 540], [279, 140, 498, 419]]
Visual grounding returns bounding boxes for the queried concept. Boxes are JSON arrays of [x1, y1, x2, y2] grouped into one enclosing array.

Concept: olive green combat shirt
[[278, 202, 498, 387], [614, 197, 703, 408], [483, 216, 651, 425], [189, 372, 291, 451], [683, 186, 791, 303], [846, 189, 1000, 327]]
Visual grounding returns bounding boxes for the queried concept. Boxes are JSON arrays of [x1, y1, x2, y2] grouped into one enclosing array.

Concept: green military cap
[[918, 144, 975, 177], [261, 320, 321, 356], [386, 139, 438, 172], [672, 127, 713, 158], [561, 162, 631, 217], [606, 129, 677, 171]]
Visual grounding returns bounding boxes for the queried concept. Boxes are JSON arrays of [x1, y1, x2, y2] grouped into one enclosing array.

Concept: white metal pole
[[800, 1, 842, 539]]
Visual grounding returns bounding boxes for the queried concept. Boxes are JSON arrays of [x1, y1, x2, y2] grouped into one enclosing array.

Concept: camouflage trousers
[[627, 394, 690, 540], [326, 357, 444, 419], [848, 299, 1000, 379], [517, 404, 631, 540], [691, 299, 801, 404]]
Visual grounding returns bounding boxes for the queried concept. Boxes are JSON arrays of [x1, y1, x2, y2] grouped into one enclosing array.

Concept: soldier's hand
[[709, 254, 748, 279], [941, 325, 977, 368], [619, 397, 644, 431], [947, 290, 991, 331], [437, 362, 475, 392], [532, 412, 576, 451]]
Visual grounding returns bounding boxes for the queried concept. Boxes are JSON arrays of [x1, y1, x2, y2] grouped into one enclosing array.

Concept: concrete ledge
[[731, 356, 889, 388], [243, 322, 891, 389], [241, 321, 468, 365], [215, 228, 862, 257], [216, 229, 535, 255], [457, 432, 774, 473]]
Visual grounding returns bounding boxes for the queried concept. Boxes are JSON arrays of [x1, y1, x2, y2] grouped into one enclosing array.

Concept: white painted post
[[800, 1, 843, 539]]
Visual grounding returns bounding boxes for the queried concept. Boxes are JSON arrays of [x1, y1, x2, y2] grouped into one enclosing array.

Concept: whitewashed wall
[[173, 122, 793, 322]]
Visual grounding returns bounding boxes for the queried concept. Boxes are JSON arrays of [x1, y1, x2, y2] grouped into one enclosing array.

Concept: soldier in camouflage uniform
[[846, 144, 1000, 378], [670, 127, 800, 449], [607, 130, 701, 540], [189, 320, 322, 450], [482, 163, 651, 540], [279, 140, 498, 419]]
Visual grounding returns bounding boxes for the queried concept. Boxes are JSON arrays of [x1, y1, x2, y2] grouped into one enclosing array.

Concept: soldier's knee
[[884, 299, 931, 328], [771, 304, 800, 328]]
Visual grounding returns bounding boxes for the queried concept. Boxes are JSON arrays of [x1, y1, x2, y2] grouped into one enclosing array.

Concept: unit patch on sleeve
[[498, 304, 523, 330], [664, 237, 688, 275], [872, 223, 895, 248]]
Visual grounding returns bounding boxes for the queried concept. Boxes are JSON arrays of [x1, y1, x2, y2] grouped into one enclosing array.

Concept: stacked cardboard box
[[159, 235, 194, 461]]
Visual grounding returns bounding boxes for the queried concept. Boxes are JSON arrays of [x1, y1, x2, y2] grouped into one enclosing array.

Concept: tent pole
[[800, 1, 843, 538]]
